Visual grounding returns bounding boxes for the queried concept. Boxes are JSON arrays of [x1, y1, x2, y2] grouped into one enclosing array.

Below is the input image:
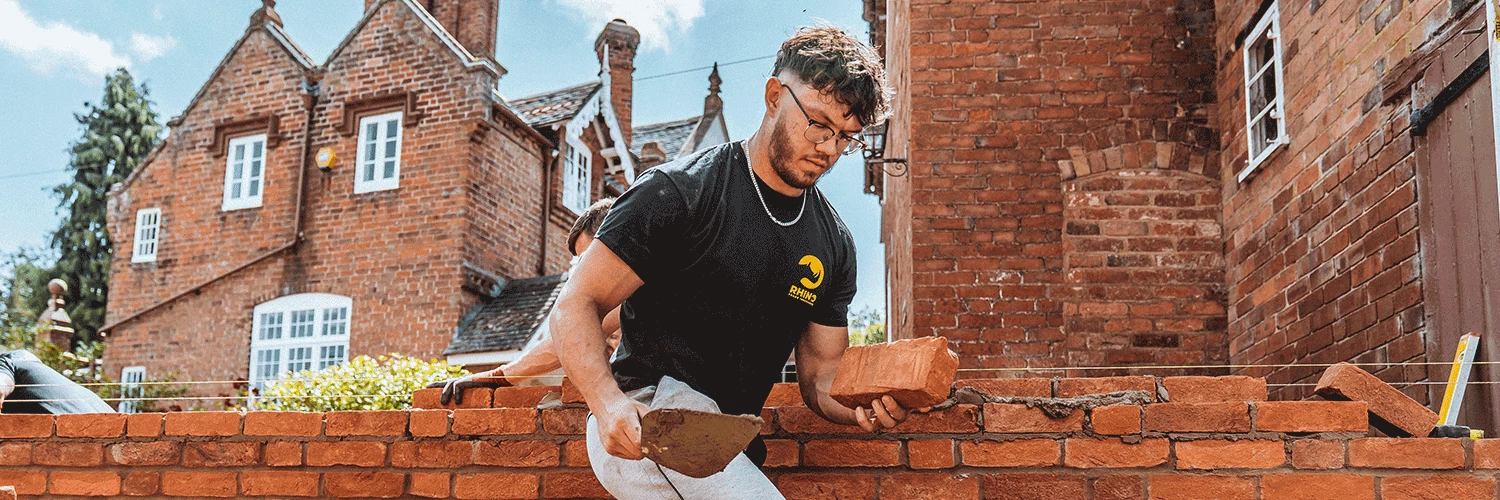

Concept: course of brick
[[1, 376, 1495, 499]]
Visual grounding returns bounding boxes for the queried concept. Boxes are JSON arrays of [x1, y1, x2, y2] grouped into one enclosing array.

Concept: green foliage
[[50, 68, 162, 342], [848, 306, 887, 346], [254, 354, 468, 412], [0, 248, 56, 330]]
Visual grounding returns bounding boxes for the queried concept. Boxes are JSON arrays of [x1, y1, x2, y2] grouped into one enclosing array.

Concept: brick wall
[[2, 376, 1496, 498], [1215, 0, 1442, 400]]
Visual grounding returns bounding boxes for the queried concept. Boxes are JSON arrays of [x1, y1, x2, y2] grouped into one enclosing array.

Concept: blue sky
[[0, 0, 886, 316]]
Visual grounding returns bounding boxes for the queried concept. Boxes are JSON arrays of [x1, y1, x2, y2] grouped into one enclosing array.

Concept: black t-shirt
[[596, 141, 857, 418], [0, 350, 114, 414]]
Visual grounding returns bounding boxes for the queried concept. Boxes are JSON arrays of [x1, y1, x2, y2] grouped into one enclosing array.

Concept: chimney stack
[[595, 19, 640, 147], [366, 0, 499, 61]]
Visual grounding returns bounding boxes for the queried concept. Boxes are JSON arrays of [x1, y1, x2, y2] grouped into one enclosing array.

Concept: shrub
[[254, 353, 467, 411]]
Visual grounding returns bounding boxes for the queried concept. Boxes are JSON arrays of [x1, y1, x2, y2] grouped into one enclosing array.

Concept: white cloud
[[129, 33, 176, 62], [552, 0, 704, 51], [152, 4, 165, 21], [0, 0, 131, 80]]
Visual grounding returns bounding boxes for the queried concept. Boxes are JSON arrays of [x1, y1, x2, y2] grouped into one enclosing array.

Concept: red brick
[[981, 473, 1087, 500], [763, 382, 804, 406], [454, 473, 539, 499], [1057, 376, 1156, 398], [0, 470, 45, 495], [0, 486, 11, 500], [264, 441, 302, 466], [1090, 405, 1141, 435], [33, 441, 103, 466], [163, 411, 239, 436], [1255, 401, 1368, 433], [1474, 439, 1500, 468], [1315, 363, 1439, 437], [803, 439, 901, 467], [326, 471, 404, 498], [491, 386, 556, 408], [50, 471, 121, 496], [776, 474, 876, 500], [563, 440, 590, 467], [1143, 402, 1249, 432], [831, 336, 960, 409], [108, 442, 181, 466], [1381, 476, 1496, 500], [907, 439, 953, 469], [1348, 438, 1463, 469], [182, 441, 260, 467], [880, 473, 979, 500], [777, 405, 865, 433], [475, 440, 559, 467], [307, 441, 387, 467], [1162, 376, 1266, 403], [409, 409, 450, 437], [983, 403, 1085, 433], [122, 471, 159, 496], [1174, 439, 1285, 469], [1148, 474, 1253, 500], [1063, 438, 1169, 468], [405, 440, 473, 468], [961, 439, 1059, 466], [0, 414, 52, 438], [0, 443, 27, 466], [241, 470, 319, 497], [1092, 475, 1144, 500], [55, 413, 127, 438], [1289, 439, 1344, 469], [542, 407, 588, 435], [764, 439, 800, 468], [955, 377, 1052, 397], [453, 408, 537, 435], [542, 471, 611, 499], [243, 411, 323, 436], [410, 472, 451, 498], [126, 413, 162, 437], [160, 471, 236, 497], [414, 387, 492, 409], [1261, 474, 1374, 500], [561, 377, 584, 404], [326, 410, 407, 436]]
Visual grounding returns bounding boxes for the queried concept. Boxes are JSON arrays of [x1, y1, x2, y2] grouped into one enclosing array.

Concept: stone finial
[[704, 63, 723, 113], [249, 0, 283, 28], [38, 279, 74, 350]]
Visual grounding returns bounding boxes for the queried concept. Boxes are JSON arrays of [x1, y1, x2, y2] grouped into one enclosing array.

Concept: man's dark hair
[[568, 197, 616, 256], [772, 25, 891, 127]]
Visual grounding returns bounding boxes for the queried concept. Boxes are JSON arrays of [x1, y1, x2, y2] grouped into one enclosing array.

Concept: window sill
[[353, 183, 400, 195], [222, 200, 263, 212], [1236, 140, 1287, 183]]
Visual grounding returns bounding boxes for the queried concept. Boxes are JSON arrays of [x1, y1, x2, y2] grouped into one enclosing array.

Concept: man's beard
[[767, 116, 835, 190]]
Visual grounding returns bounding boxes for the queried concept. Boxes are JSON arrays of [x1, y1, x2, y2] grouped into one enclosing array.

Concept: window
[[354, 111, 402, 193], [222, 134, 266, 210], [132, 208, 161, 263], [118, 366, 146, 414], [248, 293, 352, 389], [1239, 0, 1287, 181], [562, 141, 591, 214]]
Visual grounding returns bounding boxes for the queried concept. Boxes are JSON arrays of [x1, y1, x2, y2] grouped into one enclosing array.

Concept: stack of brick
[[0, 375, 1491, 499]]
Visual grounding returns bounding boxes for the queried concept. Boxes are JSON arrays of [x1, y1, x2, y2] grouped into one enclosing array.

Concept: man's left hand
[[853, 395, 909, 432]]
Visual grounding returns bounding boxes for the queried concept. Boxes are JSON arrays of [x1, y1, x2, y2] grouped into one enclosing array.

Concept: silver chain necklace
[[745, 143, 806, 227]]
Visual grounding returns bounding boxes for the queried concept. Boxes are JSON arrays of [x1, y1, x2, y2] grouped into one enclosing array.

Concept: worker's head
[[568, 197, 616, 256], [760, 25, 890, 190]]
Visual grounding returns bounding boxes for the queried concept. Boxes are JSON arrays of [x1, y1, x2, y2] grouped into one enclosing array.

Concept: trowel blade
[[639, 408, 764, 478]]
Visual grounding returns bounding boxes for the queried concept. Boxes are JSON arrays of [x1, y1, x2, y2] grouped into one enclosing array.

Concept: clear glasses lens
[[802, 124, 864, 155]]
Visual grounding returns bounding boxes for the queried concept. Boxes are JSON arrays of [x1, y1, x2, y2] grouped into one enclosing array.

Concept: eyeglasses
[[779, 81, 867, 156]]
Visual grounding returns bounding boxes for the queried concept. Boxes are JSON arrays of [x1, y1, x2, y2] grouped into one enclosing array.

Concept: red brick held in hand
[[1314, 362, 1438, 437], [830, 336, 959, 409]]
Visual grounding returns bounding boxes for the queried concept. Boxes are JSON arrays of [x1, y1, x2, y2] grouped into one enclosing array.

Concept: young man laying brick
[[551, 26, 905, 499], [426, 198, 621, 404]]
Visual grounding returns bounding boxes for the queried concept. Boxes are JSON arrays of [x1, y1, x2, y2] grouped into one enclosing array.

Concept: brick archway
[[1058, 141, 1218, 182]]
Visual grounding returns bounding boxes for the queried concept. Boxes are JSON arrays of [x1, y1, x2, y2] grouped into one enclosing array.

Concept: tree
[[50, 68, 162, 341], [0, 247, 56, 330], [848, 306, 887, 346]]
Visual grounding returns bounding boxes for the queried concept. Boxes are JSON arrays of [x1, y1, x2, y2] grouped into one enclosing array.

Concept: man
[[551, 26, 901, 498], [428, 198, 621, 403], [0, 349, 114, 413]]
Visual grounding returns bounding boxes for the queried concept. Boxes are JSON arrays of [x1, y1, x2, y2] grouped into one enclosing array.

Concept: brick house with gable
[[101, 0, 728, 398], [867, 0, 1499, 428]]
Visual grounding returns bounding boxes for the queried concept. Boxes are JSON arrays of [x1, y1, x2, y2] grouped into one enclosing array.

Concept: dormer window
[[355, 111, 403, 193], [563, 140, 591, 214], [223, 134, 266, 210]]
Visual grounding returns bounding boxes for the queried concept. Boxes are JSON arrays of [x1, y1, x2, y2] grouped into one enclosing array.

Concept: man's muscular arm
[[550, 241, 648, 459], [795, 322, 907, 431]]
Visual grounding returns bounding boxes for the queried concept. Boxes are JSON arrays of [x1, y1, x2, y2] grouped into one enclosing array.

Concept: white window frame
[[562, 138, 592, 215], [118, 366, 146, 414], [354, 111, 403, 194], [222, 134, 267, 210], [248, 293, 353, 389], [131, 208, 161, 263], [1238, 0, 1288, 182]]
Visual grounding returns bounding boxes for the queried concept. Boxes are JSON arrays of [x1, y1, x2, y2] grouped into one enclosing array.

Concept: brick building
[[100, 0, 725, 398], [867, 0, 1499, 427]]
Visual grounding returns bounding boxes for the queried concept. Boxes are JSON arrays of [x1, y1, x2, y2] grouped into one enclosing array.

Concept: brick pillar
[[414, 0, 498, 61], [595, 20, 640, 146]]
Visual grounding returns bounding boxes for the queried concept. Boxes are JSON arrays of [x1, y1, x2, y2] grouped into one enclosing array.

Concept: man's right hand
[[595, 396, 651, 460], [425, 372, 508, 405]]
